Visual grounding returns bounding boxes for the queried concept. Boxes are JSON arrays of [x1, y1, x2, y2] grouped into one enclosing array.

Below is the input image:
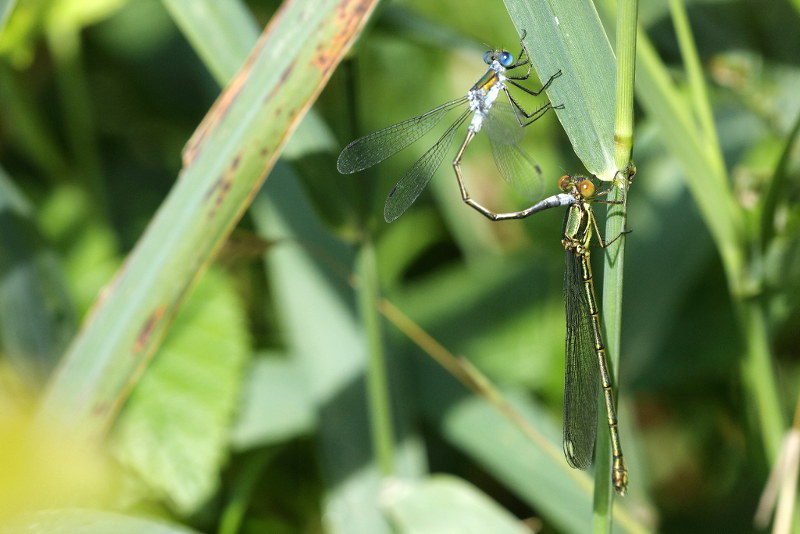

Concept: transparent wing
[[484, 99, 524, 144], [383, 109, 472, 222], [562, 234, 599, 470], [337, 97, 468, 174], [484, 100, 544, 201]]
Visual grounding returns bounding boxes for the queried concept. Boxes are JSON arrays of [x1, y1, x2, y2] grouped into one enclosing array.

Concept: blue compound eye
[[500, 51, 514, 67], [483, 51, 493, 64]]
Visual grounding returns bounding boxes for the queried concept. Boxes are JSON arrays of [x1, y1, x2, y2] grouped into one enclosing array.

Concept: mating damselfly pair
[[337, 32, 629, 495]]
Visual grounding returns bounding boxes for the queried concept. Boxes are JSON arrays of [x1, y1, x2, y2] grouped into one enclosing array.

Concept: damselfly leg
[[337, 32, 561, 222]]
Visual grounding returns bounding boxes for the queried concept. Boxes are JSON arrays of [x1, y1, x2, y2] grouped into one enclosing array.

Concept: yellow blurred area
[[0, 385, 115, 525]]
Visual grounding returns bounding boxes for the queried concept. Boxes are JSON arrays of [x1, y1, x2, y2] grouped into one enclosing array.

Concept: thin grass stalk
[[596, 0, 638, 529], [667, 0, 725, 182], [667, 0, 784, 458], [357, 237, 396, 475]]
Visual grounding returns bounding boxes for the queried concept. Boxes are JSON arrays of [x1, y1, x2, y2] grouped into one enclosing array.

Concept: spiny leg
[[507, 68, 563, 92], [508, 30, 533, 78], [581, 203, 630, 248], [590, 170, 634, 247], [505, 92, 560, 127], [503, 70, 563, 127]]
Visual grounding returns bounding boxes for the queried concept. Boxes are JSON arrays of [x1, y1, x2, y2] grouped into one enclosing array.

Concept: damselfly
[[521, 175, 629, 495], [337, 32, 561, 222]]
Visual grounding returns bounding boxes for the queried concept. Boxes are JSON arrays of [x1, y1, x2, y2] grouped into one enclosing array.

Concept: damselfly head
[[558, 175, 596, 198], [483, 49, 514, 68]]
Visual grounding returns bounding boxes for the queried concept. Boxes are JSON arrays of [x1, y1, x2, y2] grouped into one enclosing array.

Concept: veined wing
[[484, 101, 544, 201], [337, 97, 468, 174], [383, 109, 472, 223], [562, 240, 599, 470]]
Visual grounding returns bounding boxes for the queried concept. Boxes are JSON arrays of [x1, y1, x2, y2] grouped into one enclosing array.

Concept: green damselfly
[[509, 174, 629, 495], [557, 175, 627, 495], [337, 32, 561, 222]]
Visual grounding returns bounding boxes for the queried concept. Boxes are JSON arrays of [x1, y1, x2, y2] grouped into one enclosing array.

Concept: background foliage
[[1, 0, 799, 533]]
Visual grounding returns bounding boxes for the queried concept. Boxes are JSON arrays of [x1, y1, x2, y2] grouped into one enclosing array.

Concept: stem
[[635, 33, 744, 287], [736, 299, 785, 459], [356, 237, 395, 476], [668, 0, 726, 181], [613, 0, 638, 171], [596, 175, 629, 531], [597, 0, 638, 529], [218, 449, 274, 534], [760, 109, 800, 250], [46, 23, 106, 211]]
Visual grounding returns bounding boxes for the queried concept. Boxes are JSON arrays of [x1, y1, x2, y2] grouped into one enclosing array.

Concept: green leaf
[[503, 0, 617, 178], [443, 395, 593, 533], [109, 268, 250, 514], [229, 354, 315, 451], [35, 0, 381, 438], [384, 475, 531, 534], [161, 0, 259, 84], [441, 395, 648, 533], [1, 509, 201, 534]]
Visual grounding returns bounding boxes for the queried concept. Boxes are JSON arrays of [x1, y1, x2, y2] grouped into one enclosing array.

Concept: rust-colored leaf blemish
[[280, 64, 294, 85], [208, 175, 233, 219], [182, 12, 280, 167], [184, 70, 251, 167], [264, 63, 296, 105], [204, 152, 241, 220], [311, 0, 376, 77], [134, 306, 166, 353]]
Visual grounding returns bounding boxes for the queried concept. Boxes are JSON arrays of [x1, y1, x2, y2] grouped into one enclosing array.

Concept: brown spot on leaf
[[203, 152, 242, 219], [311, 0, 376, 77], [134, 306, 166, 353]]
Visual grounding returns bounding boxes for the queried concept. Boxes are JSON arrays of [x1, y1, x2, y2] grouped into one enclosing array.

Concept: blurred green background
[[1, 0, 799, 533]]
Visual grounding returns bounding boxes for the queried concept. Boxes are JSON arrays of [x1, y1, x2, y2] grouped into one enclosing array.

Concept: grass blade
[[504, 0, 617, 178], [35, 0, 380, 438], [161, 0, 259, 84]]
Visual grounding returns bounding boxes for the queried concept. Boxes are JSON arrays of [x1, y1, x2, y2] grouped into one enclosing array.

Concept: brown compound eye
[[577, 179, 595, 197], [558, 175, 572, 191]]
